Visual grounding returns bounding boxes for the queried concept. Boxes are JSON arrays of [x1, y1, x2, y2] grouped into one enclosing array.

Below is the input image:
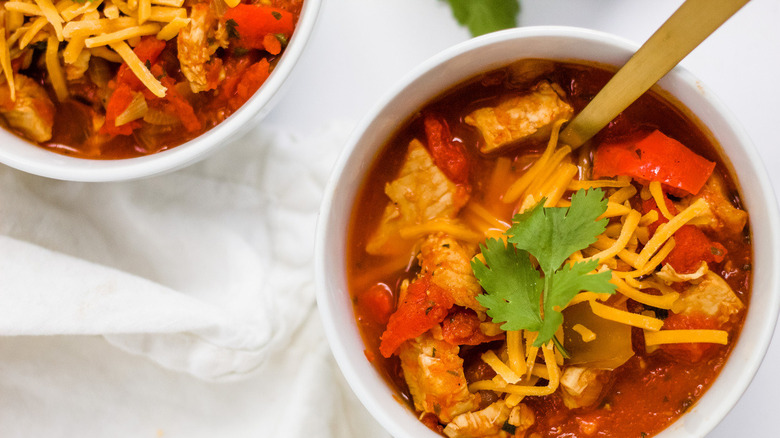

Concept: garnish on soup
[[347, 60, 751, 437], [0, 0, 302, 158]]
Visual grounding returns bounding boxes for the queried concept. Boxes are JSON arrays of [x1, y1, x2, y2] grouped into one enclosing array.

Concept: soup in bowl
[[0, 0, 320, 181], [316, 27, 780, 438]]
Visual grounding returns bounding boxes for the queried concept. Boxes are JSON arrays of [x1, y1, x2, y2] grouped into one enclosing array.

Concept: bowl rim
[[0, 0, 322, 182], [315, 25, 780, 438]]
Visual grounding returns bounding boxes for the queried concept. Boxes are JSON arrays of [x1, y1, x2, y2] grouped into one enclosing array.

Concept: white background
[[266, 0, 780, 436]]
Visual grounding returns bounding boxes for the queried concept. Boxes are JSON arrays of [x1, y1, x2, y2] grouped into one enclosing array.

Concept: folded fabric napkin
[[0, 122, 390, 437]]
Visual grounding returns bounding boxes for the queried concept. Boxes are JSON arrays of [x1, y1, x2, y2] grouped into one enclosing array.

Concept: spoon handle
[[560, 0, 749, 148]]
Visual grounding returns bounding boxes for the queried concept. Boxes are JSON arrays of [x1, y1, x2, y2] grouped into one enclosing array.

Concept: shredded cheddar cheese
[[572, 324, 596, 342], [0, 22, 14, 101], [644, 329, 728, 346], [469, 344, 560, 397], [155, 16, 188, 40], [542, 162, 578, 207], [503, 120, 563, 203], [0, 0, 245, 99], [568, 175, 631, 191], [506, 330, 526, 377], [611, 275, 679, 309], [649, 181, 674, 219], [635, 198, 709, 268], [590, 301, 665, 331], [482, 350, 522, 384], [45, 33, 68, 101], [109, 40, 166, 97], [398, 218, 483, 243], [35, 0, 65, 41], [585, 209, 641, 263]]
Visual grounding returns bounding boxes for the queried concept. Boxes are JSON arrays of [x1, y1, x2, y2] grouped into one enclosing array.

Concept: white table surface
[[266, 0, 780, 435]]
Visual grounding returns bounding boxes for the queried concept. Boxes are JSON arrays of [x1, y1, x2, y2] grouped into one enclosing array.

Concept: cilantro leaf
[[443, 0, 520, 37], [507, 189, 608, 275], [473, 238, 542, 332], [473, 188, 616, 348], [536, 259, 615, 344], [226, 19, 240, 40]]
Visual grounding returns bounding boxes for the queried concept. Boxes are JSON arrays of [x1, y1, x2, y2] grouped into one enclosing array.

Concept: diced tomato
[[137, 64, 201, 133], [659, 313, 720, 362], [357, 283, 394, 325], [441, 307, 504, 345], [217, 57, 252, 105], [101, 83, 140, 136], [262, 34, 283, 55], [642, 197, 727, 274], [664, 225, 726, 273], [223, 5, 294, 51], [230, 58, 270, 111], [420, 413, 445, 435], [423, 114, 469, 185], [641, 197, 678, 235], [592, 130, 715, 196], [379, 276, 455, 358]]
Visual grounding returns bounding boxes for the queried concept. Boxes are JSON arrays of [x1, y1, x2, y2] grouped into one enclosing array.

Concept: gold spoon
[[559, 0, 750, 149]]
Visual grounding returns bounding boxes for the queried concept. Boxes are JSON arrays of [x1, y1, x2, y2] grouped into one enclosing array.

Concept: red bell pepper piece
[[592, 130, 715, 195], [379, 276, 455, 358], [423, 114, 469, 185], [223, 5, 294, 51]]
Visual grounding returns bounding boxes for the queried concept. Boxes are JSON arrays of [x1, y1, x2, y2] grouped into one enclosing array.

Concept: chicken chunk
[[178, 2, 228, 93], [366, 139, 469, 255], [671, 271, 744, 325], [465, 81, 573, 153], [443, 400, 511, 438], [559, 366, 609, 409], [695, 172, 748, 238], [398, 329, 480, 423], [0, 74, 55, 142], [419, 233, 484, 313], [656, 261, 708, 283]]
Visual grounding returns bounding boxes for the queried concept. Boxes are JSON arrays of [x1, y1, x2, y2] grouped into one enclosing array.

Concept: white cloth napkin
[[0, 122, 390, 437]]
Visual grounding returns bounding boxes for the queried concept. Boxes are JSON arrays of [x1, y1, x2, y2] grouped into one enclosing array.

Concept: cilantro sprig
[[473, 189, 617, 347], [443, 0, 520, 37]]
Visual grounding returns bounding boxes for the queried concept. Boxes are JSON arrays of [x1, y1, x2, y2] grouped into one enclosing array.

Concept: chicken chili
[[0, 0, 302, 159], [347, 60, 751, 438]]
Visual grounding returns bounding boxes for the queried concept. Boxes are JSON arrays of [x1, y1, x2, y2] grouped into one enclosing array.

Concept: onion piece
[[143, 108, 180, 125], [115, 91, 148, 126]]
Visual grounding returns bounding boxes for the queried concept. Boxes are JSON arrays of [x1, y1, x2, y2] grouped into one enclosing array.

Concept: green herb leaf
[[30, 41, 48, 51], [473, 188, 616, 347], [473, 238, 542, 332], [271, 11, 282, 20], [537, 258, 613, 343], [507, 188, 609, 275], [444, 0, 520, 37], [225, 19, 240, 39]]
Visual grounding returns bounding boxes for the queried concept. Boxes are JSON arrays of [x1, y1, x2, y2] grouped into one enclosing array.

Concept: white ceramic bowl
[[316, 26, 780, 438], [0, 0, 321, 182]]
